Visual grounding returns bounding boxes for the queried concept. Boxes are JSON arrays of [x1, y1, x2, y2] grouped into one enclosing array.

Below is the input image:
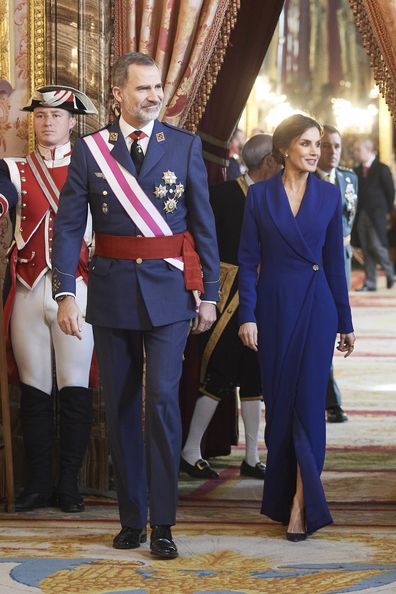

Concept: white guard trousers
[[10, 272, 94, 394]]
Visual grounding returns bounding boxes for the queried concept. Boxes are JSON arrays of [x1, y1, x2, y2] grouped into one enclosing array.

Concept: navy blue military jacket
[[52, 118, 220, 329], [334, 166, 358, 238]]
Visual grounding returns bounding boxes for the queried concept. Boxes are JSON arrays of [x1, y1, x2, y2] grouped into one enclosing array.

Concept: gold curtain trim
[[28, 0, 46, 151], [184, 0, 241, 132], [198, 130, 229, 149], [112, 0, 128, 64], [348, 0, 396, 122]]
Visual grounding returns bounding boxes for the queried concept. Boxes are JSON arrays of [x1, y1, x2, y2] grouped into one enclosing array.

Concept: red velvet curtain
[[198, 0, 285, 185]]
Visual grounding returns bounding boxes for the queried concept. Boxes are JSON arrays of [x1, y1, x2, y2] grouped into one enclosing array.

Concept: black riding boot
[[16, 383, 54, 511], [58, 386, 93, 512]]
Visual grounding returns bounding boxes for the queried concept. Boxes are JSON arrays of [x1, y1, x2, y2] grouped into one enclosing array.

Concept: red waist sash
[[94, 231, 204, 293]]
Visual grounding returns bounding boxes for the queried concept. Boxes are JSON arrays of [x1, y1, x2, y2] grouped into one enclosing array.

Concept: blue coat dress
[[238, 172, 353, 534]]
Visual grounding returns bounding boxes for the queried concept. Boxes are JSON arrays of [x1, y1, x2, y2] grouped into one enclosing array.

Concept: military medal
[[174, 183, 184, 199], [154, 184, 168, 199], [154, 171, 184, 213], [164, 198, 178, 213], [162, 170, 177, 185]]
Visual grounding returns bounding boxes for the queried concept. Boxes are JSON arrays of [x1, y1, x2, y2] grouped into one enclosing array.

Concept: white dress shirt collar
[[362, 153, 376, 168], [244, 173, 255, 186], [316, 167, 336, 183], [119, 116, 154, 155]]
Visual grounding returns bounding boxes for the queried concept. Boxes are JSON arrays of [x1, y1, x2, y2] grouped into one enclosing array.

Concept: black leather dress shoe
[[240, 460, 266, 479], [58, 494, 85, 513], [150, 525, 178, 559], [355, 285, 376, 292], [180, 457, 219, 479], [113, 527, 147, 549], [387, 276, 394, 289], [327, 407, 348, 423], [15, 492, 52, 512]]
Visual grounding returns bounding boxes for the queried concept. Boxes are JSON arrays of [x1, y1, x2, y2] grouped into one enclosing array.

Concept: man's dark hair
[[112, 52, 158, 88], [323, 124, 341, 136]]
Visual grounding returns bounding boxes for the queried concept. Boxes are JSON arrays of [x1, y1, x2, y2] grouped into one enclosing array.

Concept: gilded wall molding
[[28, 0, 46, 150], [0, 0, 17, 85], [0, 0, 10, 81]]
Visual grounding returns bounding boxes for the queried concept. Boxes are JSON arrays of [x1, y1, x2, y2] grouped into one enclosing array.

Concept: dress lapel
[[106, 119, 137, 176], [139, 120, 167, 179], [266, 172, 315, 263]]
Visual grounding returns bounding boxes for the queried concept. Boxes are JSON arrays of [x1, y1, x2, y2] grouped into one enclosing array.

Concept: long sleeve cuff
[[52, 267, 77, 299]]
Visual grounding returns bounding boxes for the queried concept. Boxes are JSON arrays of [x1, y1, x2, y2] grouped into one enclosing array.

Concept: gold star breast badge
[[163, 198, 178, 213], [174, 183, 184, 199], [154, 184, 168, 199], [162, 170, 177, 185]]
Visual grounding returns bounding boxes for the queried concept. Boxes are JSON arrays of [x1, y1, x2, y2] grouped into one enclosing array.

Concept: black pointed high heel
[[286, 530, 307, 542]]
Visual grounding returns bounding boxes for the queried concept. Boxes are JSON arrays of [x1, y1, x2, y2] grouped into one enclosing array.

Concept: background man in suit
[[353, 138, 395, 292], [0, 86, 96, 512], [317, 125, 358, 423], [181, 134, 279, 479], [52, 52, 220, 559]]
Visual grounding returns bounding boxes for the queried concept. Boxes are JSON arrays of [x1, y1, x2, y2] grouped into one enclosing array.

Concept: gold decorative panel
[[45, 0, 112, 136], [0, 0, 11, 81], [28, 0, 46, 151]]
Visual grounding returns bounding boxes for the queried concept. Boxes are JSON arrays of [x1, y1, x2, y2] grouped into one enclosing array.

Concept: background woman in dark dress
[[238, 114, 355, 541]]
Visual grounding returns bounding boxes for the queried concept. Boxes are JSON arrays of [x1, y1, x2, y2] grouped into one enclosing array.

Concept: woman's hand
[[336, 332, 356, 358], [238, 322, 258, 351]]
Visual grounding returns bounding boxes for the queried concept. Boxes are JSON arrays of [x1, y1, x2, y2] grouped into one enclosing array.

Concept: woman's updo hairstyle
[[272, 114, 322, 166]]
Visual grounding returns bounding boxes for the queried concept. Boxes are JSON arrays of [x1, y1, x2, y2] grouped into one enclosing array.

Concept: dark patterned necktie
[[129, 130, 146, 174]]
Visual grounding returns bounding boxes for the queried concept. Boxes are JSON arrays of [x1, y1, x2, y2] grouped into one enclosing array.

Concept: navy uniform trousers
[[94, 320, 190, 528]]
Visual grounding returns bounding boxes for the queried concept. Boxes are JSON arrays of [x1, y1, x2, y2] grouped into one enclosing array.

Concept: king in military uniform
[[52, 52, 220, 559]]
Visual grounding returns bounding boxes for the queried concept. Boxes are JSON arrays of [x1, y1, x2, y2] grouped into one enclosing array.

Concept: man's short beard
[[137, 104, 161, 122]]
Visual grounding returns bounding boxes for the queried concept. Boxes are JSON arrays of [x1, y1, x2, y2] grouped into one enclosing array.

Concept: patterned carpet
[[0, 271, 395, 594]]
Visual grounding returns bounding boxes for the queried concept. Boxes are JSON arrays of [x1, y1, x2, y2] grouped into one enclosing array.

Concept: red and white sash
[[26, 150, 61, 213], [83, 130, 184, 272]]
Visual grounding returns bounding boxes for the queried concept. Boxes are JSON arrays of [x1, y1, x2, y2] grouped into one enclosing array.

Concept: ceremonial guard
[[181, 134, 279, 479], [52, 52, 220, 559], [0, 85, 97, 512], [317, 125, 358, 423]]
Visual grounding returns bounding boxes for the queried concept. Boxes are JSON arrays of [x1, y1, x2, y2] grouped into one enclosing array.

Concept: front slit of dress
[[261, 272, 334, 534]]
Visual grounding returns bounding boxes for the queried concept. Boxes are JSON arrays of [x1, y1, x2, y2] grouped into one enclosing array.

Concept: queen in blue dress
[[238, 114, 355, 541]]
